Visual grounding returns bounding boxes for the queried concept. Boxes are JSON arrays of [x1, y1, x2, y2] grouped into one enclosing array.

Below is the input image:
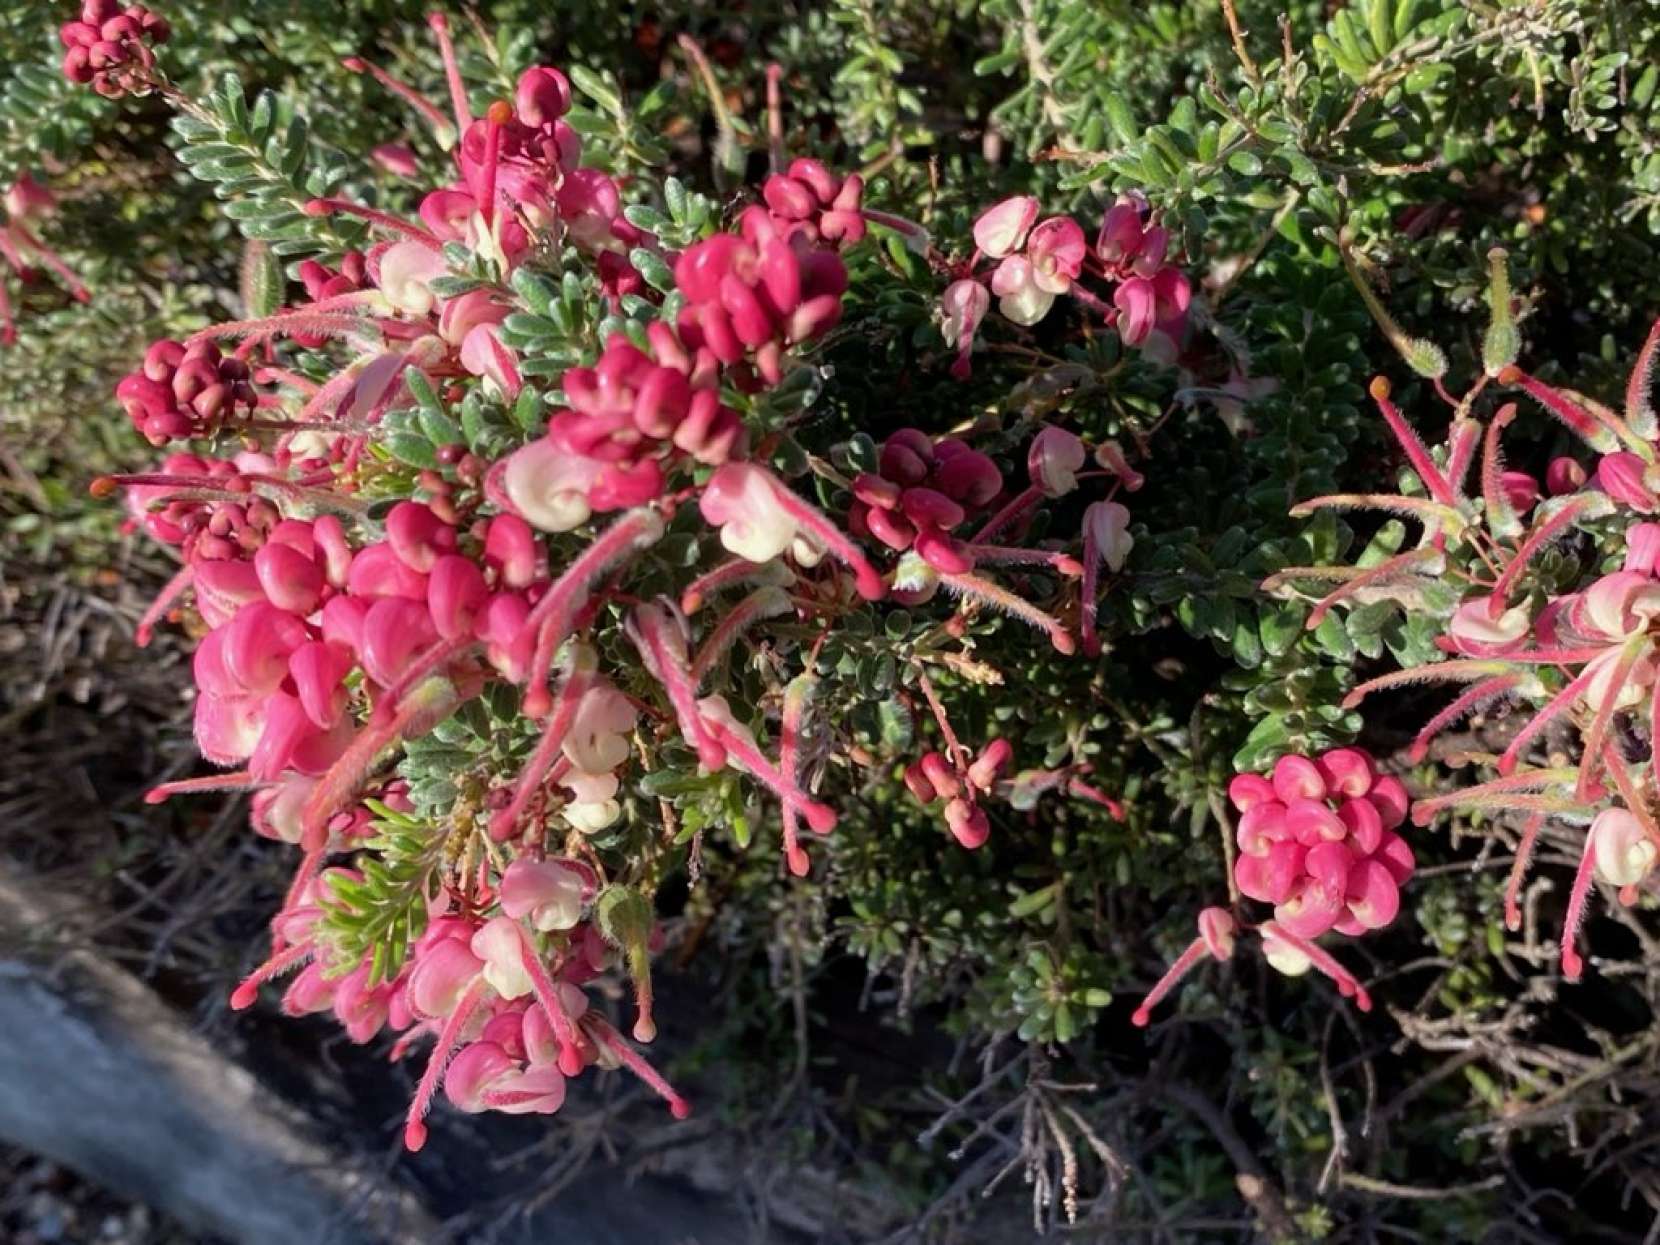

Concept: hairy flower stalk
[[519, 507, 666, 718], [777, 674, 817, 876], [939, 570, 1076, 655], [627, 601, 727, 770], [405, 976, 489, 1152], [489, 649, 595, 841], [299, 674, 468, 849]]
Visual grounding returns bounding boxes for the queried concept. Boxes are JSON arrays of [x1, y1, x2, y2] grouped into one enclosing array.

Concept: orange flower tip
[[143, 786, 169, 804], [1354, 990, 1373, 1012], [632, 1017, 657, 1043], [1368, 376, 1391, 401], [1052, 631, 1077, 656], [340, 56, 367, 73], [1130, 1008, 1151, 1028], [425, 12, 449, 32], [230, 983, 259, 1010], [403, 1121, 429, 1151], [522, 687, 552, 719], [303, 198, 332, 217], [786, 847, 810, 876], [88, 475, 119, 498], [669, 1098, 692, 1120], [487, 100, 514, 126], [1561, 953, 1583, 982], [1497, 365, 1522, 385]]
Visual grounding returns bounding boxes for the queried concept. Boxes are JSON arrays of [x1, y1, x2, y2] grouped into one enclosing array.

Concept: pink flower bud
[[1028, 426, 1086, 497], [427, 554, 488, 639], [944, 797, 990, 848], [899, 486, 965, 531], [1275, 876, 1344, 938], [1591, 807, 1656, 886], [252, 542, 324, 616], [1500, 470, 1539, 515], [903, 761, 938, 803], [1368, 778, 1410, 831], [1372, 831, 1416, 884], [1235, 839, 1305, 905], [1304, 840, 1356, 890], [1337, 797, 1384, 855], [968, 738, 1013, 790], [409, 937, 484, 1019], [1344, 858, 1401, 930], [444, 1041, 516, 1112], [1236, 800, 1289, 855], [1545, 456, 1587, 495], [386, 501, 454, 572], [1227, 772, 1276, 812], [932, 448, 1002, 508], [359, 596, 437, 688], [288, 640, 352, 729], [879, 430, 933, 485], [1625, 523, 1660, 577], [1285, 798, 1346, 845], [914, 527, 974, 573], [1598, 451, 1660, 512], [347, 542, 429, 601], [920, 751, 961, 800], [1198, 906, 1236, 958], [500, 859, 588, 931], [516, 66, 572, 126], [972, 195, 1039, 259], [1271, 754, 1326, 803]]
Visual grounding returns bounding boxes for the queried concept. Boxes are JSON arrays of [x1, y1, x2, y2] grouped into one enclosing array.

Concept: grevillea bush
[[13, 0, 1660, 1238]]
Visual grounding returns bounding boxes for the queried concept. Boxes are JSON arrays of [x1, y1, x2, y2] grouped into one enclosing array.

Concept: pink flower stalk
[[699, 693, 838, 836], [1081, 500, 1132, 656], [511, 505, 666, 717], [626, 600, 728, 771], [1131, 907, 1235, 1027]]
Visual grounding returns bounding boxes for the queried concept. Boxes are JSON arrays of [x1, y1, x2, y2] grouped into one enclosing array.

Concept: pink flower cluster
[[1093, 199, 1193, 350], [498, 326, 744, 533], [942, 193, 1192, 378], [1228, 750, 1416, 939], [59, 0, 169, 96], [903, 738, 1012, 848], [1133, 749, 1415, 1028], [673, 160, 863, 387], [498, 161, 867, 535], [117, 338, 259, 444], [230, 850, 690, 1151], [847, 429, 1004, 574]]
